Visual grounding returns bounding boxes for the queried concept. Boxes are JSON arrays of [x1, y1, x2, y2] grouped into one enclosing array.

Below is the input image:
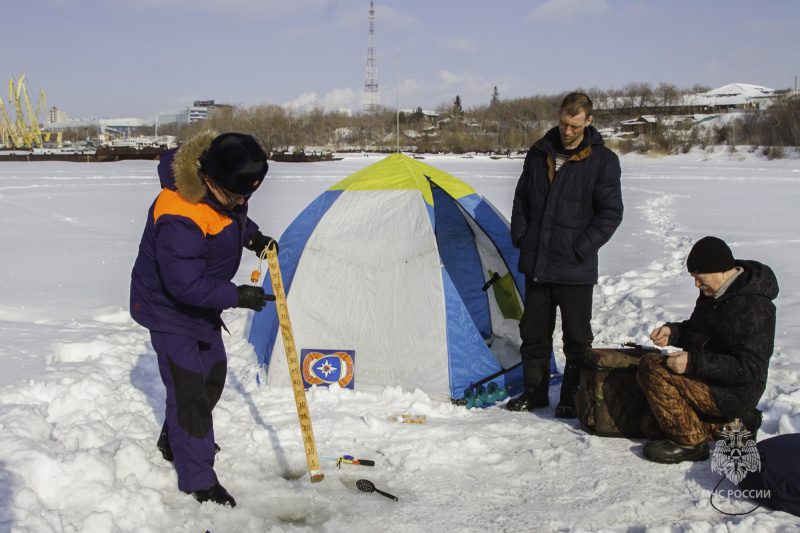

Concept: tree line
[[59, 82, 800, 157]]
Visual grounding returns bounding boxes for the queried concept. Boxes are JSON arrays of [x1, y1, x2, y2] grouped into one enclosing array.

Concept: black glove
[[236, 285, 275, 312], [249, 231, 279, 257]]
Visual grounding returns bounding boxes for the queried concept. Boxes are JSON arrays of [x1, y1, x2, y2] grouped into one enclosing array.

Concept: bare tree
[[655, 82, 680, 108]]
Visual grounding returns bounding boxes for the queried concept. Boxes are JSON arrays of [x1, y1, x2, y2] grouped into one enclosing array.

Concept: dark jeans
[[519, 279, 594, 400]]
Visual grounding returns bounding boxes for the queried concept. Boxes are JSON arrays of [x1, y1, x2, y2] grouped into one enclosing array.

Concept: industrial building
[[155, 100, 230, 129]]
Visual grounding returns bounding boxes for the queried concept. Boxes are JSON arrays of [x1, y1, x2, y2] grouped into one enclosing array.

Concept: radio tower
[[363, 0, 379, 113]]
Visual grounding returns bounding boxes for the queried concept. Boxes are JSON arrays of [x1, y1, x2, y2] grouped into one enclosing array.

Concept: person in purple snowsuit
[[130, 131, 278, 507]]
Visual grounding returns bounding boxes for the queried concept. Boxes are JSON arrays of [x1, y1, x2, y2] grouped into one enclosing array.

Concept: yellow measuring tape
[[263, 247, 324, 483]]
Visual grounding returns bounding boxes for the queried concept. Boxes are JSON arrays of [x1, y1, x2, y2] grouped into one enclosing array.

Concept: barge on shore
[[0, 146, 168, 162]]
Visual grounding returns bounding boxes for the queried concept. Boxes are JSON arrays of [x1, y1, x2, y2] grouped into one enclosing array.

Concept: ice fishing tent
[[248, 153, 526, 402]]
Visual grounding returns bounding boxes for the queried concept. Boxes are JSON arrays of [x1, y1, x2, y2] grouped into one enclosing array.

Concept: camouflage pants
[[636, 353, 726, 446]]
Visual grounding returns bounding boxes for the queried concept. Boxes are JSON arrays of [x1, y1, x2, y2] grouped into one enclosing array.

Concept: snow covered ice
[[1, 149, 799, 532]]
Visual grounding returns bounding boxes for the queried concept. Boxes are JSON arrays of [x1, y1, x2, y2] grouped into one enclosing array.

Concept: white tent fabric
[[264, 189, 452, 397]]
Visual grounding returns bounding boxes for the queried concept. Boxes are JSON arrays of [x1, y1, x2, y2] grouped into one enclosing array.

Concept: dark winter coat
[[130, 132, 259, 342], [511, 125, 623, 285], [666, 259, 779, 419]]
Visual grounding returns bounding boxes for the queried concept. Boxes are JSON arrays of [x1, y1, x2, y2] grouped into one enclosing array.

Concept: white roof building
[[596, 83, 784, 113], [687, 83, 778, 110]]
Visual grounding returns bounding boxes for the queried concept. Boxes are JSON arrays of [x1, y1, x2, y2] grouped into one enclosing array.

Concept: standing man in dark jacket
[[509, 93, 623, 417], [638, 236, 778, 463], [130, 131, 279, 507]]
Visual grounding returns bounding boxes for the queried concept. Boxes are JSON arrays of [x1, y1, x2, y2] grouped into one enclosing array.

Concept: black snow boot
[[554, 404, 578, 419], [507, 358, 549, 412], [555, 361, 581, 419], [643, 439, 710, 464], [188, 483, 237, 508], [507, 389, 550, 411]]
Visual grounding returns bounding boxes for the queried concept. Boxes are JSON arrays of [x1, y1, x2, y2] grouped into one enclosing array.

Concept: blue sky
[[4, 0, 799, 120]]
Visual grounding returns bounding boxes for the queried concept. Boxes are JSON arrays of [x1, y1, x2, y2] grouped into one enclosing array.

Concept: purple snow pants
[[150, 328, 227, 492]]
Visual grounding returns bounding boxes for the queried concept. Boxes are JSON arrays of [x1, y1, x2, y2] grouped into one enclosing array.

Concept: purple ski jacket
[[130, 134, 258, 342]]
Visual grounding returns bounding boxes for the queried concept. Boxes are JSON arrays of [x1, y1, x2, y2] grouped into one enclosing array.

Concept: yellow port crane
[[20, 78, 45, 148], [10, 77, 32, 148], [31, 89, 60, 146], [1, 84, 25, 148], [2, 76, 48, 149], [0, 99, 13, 147]]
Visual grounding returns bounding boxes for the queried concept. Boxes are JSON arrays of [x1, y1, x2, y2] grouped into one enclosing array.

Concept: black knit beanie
[[201, 132, 268, 196], [686, 236, 735, 274]]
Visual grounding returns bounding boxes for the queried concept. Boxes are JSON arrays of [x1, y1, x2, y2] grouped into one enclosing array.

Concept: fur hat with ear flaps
[[172, 131, 269, 204]]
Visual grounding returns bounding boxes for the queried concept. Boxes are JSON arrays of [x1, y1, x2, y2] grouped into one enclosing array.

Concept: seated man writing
[[637, 236, 778, 464]]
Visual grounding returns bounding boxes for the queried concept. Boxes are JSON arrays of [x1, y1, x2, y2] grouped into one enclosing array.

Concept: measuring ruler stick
[[265, 247, 324, 483]]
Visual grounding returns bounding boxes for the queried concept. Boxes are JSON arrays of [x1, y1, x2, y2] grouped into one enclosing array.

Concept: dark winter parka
[[511, 125, 623, 285], [130, 132, 259, 342], [666, 259, 779, 420]]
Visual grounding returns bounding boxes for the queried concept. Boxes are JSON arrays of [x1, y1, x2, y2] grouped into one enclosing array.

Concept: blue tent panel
[[441, 268, 513, 399], [432, 187, 491, 339]]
